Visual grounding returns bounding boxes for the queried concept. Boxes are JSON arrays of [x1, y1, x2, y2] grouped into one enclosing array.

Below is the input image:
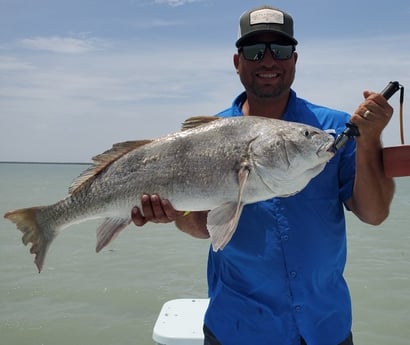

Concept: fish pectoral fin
[[207, 202, 245, 251], [96, 217, 131, 253], [206, 162, 250, 251], [238, 162, 250, 199], [181, 116, 221, 131]]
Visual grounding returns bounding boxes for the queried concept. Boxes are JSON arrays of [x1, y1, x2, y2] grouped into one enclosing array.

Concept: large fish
[[4, 116, 334, 272]]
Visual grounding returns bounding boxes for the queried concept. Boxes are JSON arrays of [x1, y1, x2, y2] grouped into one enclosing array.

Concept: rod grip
[[380, 81, 400, 100], [333, 81, 402, 151]]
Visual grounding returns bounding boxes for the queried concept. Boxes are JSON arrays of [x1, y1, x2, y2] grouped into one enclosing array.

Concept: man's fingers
[[149, 194, 169, 222], [132, 194, 183, 226], [140, 193, 156, 221], [162, 198, 185, 221], [131, 206, 147, 227]]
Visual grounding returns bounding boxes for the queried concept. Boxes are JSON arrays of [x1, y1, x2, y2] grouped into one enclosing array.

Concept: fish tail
[[4, 206, 55, 273]]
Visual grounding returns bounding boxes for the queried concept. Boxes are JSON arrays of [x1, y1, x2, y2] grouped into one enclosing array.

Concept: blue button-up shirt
[[204, 90, 356, 345]]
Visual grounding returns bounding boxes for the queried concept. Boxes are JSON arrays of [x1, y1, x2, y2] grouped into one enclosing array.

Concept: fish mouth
[[316, 140, 336, 158]]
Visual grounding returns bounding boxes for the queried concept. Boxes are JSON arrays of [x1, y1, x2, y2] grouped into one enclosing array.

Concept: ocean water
[[0, 163, 409, 345]]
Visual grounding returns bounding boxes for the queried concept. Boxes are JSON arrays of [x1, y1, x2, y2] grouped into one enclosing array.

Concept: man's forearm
[[348, 139, 395, 225]]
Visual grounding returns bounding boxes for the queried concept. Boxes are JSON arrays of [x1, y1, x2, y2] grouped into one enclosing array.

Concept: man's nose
[[259, 48, 279, 66]]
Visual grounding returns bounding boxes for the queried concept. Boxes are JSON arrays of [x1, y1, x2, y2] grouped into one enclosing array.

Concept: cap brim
[[236, 31, 298, 47]]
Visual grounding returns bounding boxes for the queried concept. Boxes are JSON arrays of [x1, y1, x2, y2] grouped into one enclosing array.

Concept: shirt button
[[289, 271, 297, 278], [281, 235, 289, 241], [295, 305, 302, 312]]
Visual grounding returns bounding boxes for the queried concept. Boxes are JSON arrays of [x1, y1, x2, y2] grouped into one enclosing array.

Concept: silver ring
[[363, 110, 371, 119]]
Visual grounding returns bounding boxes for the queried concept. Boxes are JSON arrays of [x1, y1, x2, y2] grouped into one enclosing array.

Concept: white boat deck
[[153, 298, 209, 345]]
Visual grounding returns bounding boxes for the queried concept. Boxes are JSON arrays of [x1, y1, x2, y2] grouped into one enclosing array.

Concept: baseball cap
[[236, 6, 298, 47]]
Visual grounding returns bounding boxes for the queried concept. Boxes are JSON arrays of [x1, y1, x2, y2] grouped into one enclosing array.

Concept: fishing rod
[[333, 81, 403, 151]]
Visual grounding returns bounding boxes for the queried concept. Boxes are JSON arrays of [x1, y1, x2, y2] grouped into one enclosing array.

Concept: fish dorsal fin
[[181, 116, 221, 131], [69, 140, 152, 195]]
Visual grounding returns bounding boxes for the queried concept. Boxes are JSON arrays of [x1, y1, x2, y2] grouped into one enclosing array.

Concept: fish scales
[[4, 116, 335, 272], [89, 119, 255, 211]]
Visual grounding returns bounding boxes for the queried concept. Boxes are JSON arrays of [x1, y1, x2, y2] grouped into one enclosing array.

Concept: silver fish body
[[4, 116, 334, 272]]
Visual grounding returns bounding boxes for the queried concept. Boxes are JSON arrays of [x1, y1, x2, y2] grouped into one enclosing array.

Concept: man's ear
[[233, 53, 240, 73]]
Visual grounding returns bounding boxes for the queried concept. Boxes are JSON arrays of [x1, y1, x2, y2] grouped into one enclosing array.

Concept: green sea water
[[0, 163, 409, 345]]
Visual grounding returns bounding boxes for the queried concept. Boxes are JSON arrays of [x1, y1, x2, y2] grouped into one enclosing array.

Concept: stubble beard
[[251, 82, 287, 98], [249, 67, 296, 99]]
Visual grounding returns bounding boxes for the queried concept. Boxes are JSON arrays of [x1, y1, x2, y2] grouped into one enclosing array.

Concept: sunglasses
[[239, 43, 295, 61]]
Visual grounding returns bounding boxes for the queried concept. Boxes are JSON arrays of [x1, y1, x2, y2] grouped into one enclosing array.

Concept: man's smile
[[256, 72, 281, 79]]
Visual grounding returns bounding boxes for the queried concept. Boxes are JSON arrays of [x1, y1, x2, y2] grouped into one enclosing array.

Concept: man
[[132, 5, 394, 345]]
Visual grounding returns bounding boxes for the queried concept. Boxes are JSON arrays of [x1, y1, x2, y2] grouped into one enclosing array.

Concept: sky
[[1, 0, 409, 162]]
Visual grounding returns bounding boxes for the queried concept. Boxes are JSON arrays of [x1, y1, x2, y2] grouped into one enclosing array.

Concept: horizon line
[[0, 161, 90, 165]]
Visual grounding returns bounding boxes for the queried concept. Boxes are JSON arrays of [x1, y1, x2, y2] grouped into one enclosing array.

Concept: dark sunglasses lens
[[241, 43, 294, 61], [270, 44, 294, 60], [242, 44, 266, 61]]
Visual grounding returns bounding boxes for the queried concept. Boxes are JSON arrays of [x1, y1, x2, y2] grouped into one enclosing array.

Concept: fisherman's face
[[234, 33, 298, 100]]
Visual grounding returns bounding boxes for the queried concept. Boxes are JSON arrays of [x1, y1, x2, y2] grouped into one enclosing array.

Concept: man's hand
[[131, 194, 210, 239], [350, 91, 394, 147], [131, 194, 184, 227]]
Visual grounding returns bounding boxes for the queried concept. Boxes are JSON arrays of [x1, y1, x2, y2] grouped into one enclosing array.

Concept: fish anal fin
[[181, 116, 221, 131], [69, 140, 152, 195], [95, 217, 131, 253]]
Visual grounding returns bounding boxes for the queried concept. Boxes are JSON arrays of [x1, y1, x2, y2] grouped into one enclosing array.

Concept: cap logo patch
[[250, 9, 284, 25]]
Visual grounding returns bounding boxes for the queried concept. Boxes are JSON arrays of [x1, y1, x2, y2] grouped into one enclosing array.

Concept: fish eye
[[303, 129, 310, 137]]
